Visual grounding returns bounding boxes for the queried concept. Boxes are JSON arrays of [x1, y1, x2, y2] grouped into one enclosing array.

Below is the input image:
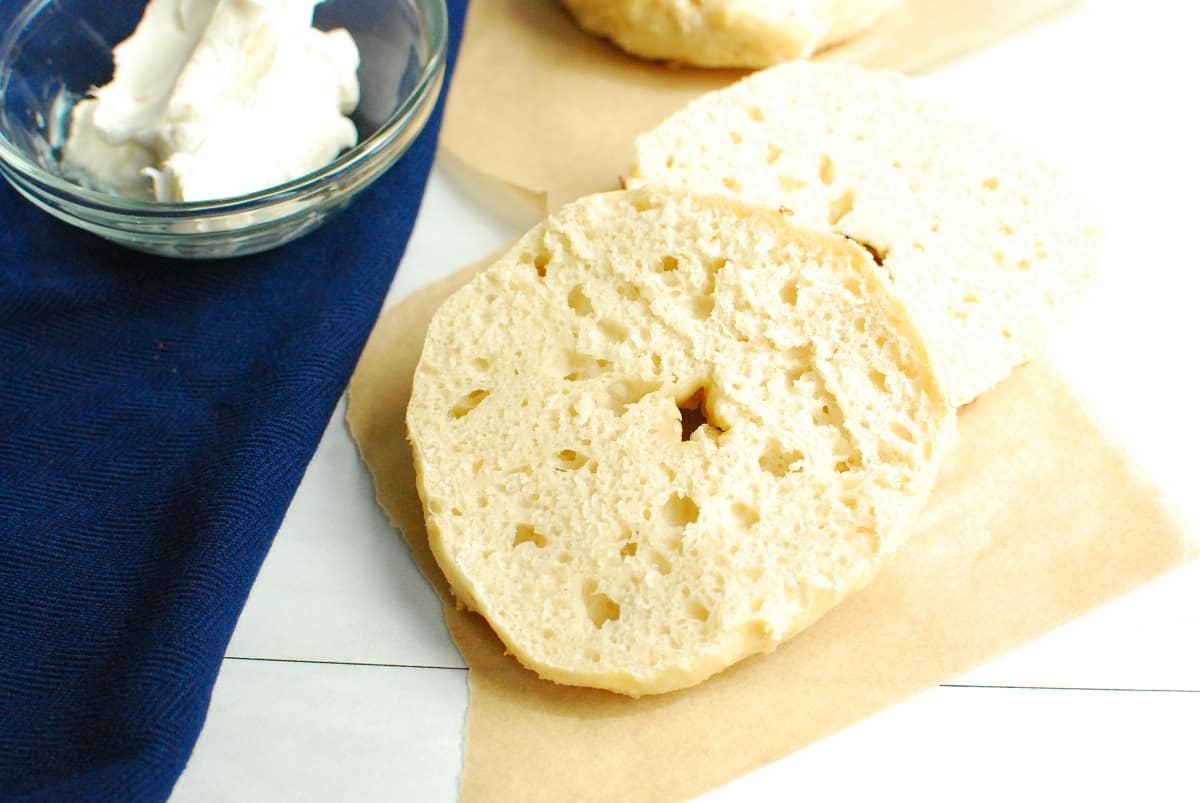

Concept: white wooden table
[[172, 3, 1200, 800]]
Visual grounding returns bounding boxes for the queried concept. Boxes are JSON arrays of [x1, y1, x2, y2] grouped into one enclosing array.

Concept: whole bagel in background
[[559, 0, 902, 68]]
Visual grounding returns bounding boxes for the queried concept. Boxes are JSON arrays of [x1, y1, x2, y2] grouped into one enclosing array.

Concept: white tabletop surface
[[171, 3, 1200, 801]]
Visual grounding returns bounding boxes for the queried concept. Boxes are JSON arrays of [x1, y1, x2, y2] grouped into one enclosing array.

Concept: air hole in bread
[[857, 241, 887, 265], [513, 524, 547, 549], [660, 255, 679, 272], [554, 449, 588, 470], [607, 378, 659, 411], [1000, 224, 1014, 236], [450, 389, 489, 419], [1018, 259, 1032, 270], [778, 175, 806, 191], [748, 105, 765, 122], [617, 280, 641, 301], [890, 422, 915, 444], [782, 346, 815, 383], [745, 565, 764, 582], [650, 550, 673, 575], [722, 176, 743, 193], [661, 493, 700, 528], [620, 541, 638, 559], [631, 196, 656, 213], [869, 369, 888, 392], [759, 439, 805, 477], [692, 296, 715, 319], [766, 143, 783, 164], [533, 250, 550, 278], [688, 601, 711, 622], [982, 177, 1000, 190], [813, 388, 846, 427], [563, 351, 611, 381], [583, 581, 621, 628], [676, 386, 723, 440], [705, 256, 729, 280], [835, 451, 863, 473], [557, 552, 571, 564], [598, 319, 630, 343], [567, 284, 594, 316], [962, 293, 980, 304], [665, 531, 685, 554], [779, 279, 798, 306], [827, 188, 855, 225], [732, 502, 760, 528], [471, 357, 490, 371], [993, 252, 1006, 266], [819, 154, 836, 186], [730, 131, 743, 145]]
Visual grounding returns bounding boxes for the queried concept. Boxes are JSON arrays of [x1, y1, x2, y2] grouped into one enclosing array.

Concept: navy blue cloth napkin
[[0, 2, 466, 799]]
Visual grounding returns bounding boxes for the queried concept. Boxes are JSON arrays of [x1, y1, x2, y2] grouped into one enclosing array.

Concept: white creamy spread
[[62, 0, 360, 202]]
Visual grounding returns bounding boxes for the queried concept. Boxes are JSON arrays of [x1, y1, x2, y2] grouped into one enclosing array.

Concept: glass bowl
[[0, 0, 447, 259]]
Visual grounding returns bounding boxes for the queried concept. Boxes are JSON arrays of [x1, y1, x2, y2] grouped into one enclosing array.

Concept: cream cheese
[[62, 0, 360, 202]]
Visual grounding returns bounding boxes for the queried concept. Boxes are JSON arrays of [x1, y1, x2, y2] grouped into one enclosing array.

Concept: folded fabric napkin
[[0, 2, 466, 799]]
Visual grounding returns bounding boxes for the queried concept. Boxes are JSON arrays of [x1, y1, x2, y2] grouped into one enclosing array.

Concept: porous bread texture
[[559, 0, 900, 69], [407, 187, 955, 696], [630, 61, 1102, 406]]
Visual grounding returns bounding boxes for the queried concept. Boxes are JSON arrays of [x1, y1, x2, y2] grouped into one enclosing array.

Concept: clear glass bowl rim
[[0, 0, 449, 217]]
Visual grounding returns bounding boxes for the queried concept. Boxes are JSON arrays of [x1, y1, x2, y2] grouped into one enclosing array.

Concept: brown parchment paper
[[440, 0, 1075, 213], [346, 256, 1196, 803]]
